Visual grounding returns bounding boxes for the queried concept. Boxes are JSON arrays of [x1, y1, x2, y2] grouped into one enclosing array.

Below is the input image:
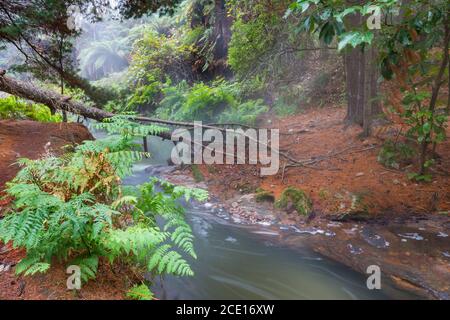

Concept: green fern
[[0, 117, 207, 296], [71, 255, 99, 283], [126, 283, 154, 300], [23, 262, 51, 276]]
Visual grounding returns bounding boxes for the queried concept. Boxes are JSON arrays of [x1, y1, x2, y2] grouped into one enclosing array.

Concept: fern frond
[[126, 283, 154, 300]]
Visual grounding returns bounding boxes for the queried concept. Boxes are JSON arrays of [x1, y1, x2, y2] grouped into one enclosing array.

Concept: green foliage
[[173, 80, 236, 121], [0, 116, 207, 293], [228, 8, 280, 77], [127, 283, 154, 300], [155, 79, 268, 125], [275, 186, 313, 215], [290, 0, 449, 177], [287, 0, 396, 50], [0, 96, 61, 122], [218, 99, 269, 126], [377, 140, 414, 170], [255, 188, 275, 203], [191, 165, 204, 183], [273, 98, 299, 117], [126, 30, 193, 111]]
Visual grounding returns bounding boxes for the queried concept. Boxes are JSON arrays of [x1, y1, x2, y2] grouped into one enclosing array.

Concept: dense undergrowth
[[91, 0, 338, 126], [0, 116, 207, 298], [0, 97, 61, 122]]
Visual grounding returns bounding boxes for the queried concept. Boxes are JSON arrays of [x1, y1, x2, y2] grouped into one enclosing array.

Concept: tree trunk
[[344, 10, 365, 126], [363, 45, 375, 137], [0, 71, 112, 121], [343, 2, 381, 130], [0, 70, 213, 140], [213, 0, 232, 61], [419, 12, 450, 175]]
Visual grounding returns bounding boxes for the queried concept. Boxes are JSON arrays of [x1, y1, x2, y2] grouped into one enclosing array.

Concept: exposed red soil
[[198, 106, 450, 218], [0, 120, 131, 300]]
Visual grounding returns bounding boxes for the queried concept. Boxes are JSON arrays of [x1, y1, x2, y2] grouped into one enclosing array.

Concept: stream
[[89, 126, 424, 300]]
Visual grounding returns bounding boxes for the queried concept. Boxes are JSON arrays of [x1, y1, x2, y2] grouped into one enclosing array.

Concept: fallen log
[[0, 70, 183, 140], [0, 70, 314, 167], [0, 70, 224, 131], [0, 70, 113, 122]]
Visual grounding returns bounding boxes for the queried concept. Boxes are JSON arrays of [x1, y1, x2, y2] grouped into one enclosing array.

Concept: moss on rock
[[255, 188, 275, 203], [275, 186, 313, 215]]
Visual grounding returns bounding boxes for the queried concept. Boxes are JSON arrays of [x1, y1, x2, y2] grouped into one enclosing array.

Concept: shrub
[[126, 30, 194, 112], [0, 96, 61, 122], [273, 98, 299, 117], [377, 140, 414, 170], [155, 80, 268, 125], [218, 99, 268, 126], [255, 188, 275, 203], [0, 116, 207, 296]]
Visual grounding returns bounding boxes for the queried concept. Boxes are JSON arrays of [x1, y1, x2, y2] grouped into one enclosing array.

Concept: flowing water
[[88, 126, 418, 300]]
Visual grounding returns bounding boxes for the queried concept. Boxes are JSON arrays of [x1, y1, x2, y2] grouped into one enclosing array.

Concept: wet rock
[[291, 226, 325, 236], [254, 189, 275, 203], [275, 187, 313, 216], [333, 211, 369, 222], [347, 244, 363, 255], [204, 203, 213, 209], [360, 227, 390, 249], [398, 233, 424, 241], [327, 222, 342, 228]]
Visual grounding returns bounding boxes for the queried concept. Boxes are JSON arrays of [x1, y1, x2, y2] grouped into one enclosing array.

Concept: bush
[[0, 116, 207, 295], [126, 30, 194, 112], [255, 188, 275, 203], [273, 98, 299, 117], [0, 96, 61, 122], [218, 99, 268, 126], [155, 80, 268, 125], [377, 140, 414, 170]]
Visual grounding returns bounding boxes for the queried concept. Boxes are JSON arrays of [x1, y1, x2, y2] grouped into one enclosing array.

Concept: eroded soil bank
[[197, 107, 450, 216], [0, 120, 133, 300]]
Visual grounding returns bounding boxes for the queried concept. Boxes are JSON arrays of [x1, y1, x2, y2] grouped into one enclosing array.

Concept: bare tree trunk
[[370, 45, 382, 117], [344, 9, 365, 126], [363, 46, 374, 137]]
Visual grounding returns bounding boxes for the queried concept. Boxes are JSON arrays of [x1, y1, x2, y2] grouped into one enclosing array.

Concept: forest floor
[[197, 106, 450, 219], [0, 120, 130, 300]]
